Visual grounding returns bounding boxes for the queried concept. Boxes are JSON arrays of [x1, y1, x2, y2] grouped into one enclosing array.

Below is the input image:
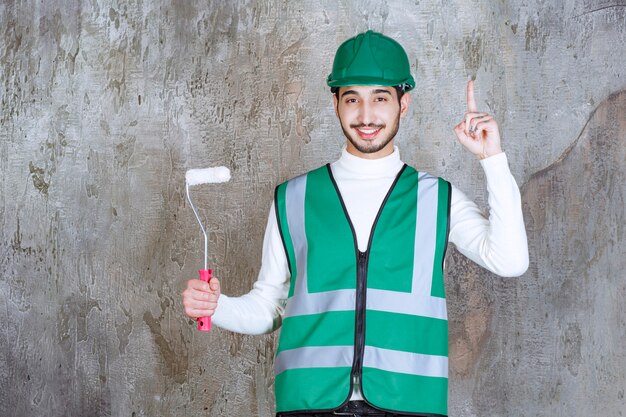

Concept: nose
[[357, 101, 375, 125]]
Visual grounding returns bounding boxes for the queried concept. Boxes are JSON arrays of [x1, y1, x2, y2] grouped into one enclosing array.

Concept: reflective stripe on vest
[[274, 164, 451, 416]]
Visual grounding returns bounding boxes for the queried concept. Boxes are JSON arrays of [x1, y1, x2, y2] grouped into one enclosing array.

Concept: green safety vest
[[274, 164, 451, 416]]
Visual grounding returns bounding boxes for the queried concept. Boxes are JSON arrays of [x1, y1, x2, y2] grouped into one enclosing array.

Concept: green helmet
[[327, 30, 415, 91]]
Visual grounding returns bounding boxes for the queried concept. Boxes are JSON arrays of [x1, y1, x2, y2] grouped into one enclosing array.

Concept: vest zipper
[[352, 250, 368, 390]]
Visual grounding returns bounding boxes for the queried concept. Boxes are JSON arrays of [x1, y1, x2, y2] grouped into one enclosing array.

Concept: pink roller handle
[[197, 269, 213, 332]]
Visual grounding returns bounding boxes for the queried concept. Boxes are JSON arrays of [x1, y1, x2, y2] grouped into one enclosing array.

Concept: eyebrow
[[340, 88, 393, 98]]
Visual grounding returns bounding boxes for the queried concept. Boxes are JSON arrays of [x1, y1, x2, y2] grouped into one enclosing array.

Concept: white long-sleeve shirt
[[212, 147, 529, 335]]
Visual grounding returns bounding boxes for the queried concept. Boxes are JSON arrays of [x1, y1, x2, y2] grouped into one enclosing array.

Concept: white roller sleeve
[[185, 167, 231, 185]]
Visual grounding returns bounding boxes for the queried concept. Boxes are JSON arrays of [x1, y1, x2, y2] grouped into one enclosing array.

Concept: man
[[183, 30, 528, 417]]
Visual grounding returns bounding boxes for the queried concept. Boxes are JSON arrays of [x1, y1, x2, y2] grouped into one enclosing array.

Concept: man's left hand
[[453, 80, 503, 160]]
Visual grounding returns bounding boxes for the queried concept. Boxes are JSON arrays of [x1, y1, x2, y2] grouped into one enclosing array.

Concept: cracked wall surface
[[1, 1, 625, 416]]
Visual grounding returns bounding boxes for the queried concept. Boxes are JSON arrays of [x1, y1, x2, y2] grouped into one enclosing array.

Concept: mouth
[[352, 125, 384, 140]]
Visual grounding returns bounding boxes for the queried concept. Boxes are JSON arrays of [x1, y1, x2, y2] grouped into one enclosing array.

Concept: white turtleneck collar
[[331, 145, 405, 178]]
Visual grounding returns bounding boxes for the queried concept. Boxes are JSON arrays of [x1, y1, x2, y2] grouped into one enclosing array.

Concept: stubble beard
[[340, 115, 401, 155]]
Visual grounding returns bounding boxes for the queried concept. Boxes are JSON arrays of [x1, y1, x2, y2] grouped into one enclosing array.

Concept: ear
[[333, 92, 339, 117], [400, 92, 411, 118]]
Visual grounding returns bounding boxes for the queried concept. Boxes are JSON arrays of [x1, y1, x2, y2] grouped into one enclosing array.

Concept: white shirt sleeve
[[448, 152, 529, 277], [211, 204, 290, 334]]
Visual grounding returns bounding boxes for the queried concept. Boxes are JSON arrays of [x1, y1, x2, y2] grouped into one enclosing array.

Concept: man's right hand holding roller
[[182, 278, 221, 320]]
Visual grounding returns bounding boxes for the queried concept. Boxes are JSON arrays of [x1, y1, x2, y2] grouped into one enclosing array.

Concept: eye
[[344, 98, 357, 104], [374, 96, 388, 102]]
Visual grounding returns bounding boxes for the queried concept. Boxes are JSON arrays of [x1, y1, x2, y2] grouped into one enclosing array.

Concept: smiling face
[[333, 86, 411, 159]]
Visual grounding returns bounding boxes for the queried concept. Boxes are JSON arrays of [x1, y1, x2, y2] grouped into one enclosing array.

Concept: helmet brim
[[327, 75, 415, 92]]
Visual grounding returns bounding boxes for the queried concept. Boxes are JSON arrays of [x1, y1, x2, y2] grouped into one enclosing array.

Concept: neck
[[336, 145, 403, 178]]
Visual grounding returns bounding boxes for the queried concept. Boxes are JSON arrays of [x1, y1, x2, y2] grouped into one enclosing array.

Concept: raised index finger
[[467, 80, 478, 113]]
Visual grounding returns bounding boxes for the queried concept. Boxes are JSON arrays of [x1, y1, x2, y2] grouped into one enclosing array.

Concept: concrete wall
[[1, 1, 624, 416]]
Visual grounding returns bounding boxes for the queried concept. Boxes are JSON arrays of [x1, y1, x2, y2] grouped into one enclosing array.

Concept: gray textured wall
[[1, 1, 625, 416]]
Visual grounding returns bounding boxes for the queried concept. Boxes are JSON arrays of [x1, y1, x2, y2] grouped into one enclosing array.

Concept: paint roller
[[185, 166, 231, 331]]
